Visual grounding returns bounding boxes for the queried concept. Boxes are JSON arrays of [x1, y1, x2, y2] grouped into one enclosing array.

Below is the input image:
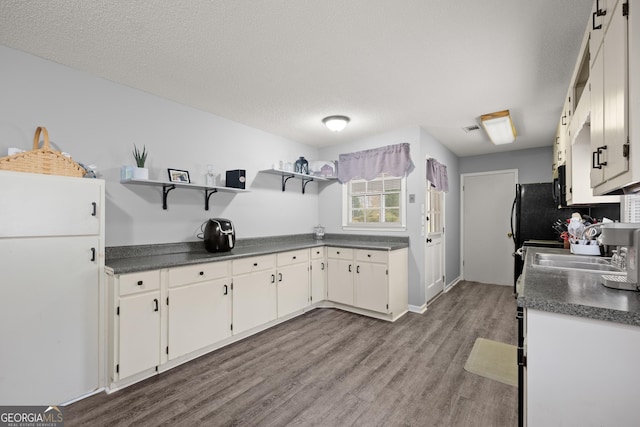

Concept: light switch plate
[[409, 194, 415, 203]]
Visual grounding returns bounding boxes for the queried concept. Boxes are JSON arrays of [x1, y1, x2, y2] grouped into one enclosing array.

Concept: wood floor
[[66, 281, 517, 426]]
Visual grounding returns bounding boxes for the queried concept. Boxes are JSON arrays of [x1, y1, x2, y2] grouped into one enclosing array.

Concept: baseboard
[[445, 276, 462, 292], [408, 303, 427, 314]]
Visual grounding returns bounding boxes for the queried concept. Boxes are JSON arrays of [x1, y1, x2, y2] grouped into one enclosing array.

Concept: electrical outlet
[[409, 194, 415, 203]]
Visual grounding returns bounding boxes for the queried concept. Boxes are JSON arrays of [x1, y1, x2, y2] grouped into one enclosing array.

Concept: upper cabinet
[[590, 0, 630, 192]]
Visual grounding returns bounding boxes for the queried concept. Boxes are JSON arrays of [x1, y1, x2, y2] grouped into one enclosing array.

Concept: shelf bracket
[[301, 177, 314, 194], [162, 184, 176, 210], [204, 188, 218, 211], [281, 174, 295, 192]]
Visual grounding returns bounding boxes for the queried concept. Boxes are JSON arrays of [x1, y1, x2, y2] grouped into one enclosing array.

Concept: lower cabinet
[[232, 254, 277, 335], [327, 248, 355, 305], [327, 247, 408, 319], [167, 261, 231, 360], [310, 247, 327, 303], [112, 270, 161, 380], [276, 249, 310, 317]]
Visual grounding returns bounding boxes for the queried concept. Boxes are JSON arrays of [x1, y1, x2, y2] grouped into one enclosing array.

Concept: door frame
[[460, 169, 518, 282]]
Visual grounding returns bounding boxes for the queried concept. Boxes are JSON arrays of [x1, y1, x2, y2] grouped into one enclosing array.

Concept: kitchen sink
[[533, 253, 624, 274]]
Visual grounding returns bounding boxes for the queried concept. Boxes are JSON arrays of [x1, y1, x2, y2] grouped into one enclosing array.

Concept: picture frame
[[168, 168, 190, 183]]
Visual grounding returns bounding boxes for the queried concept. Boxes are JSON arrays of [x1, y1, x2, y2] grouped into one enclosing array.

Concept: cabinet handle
[[348, 264, 352, 272], [271, 274, 275, 283], [596, 0, 606, 16], [336, 251, 340, 255], [592, 11, 602, 30], [592, 145, 608, 169], [137, 280, 143, 286], [367, 254, 371, 258], [321, 262, 325, 270], [153, 298, 159, 312], [561, 115, 567, 126], [278, 273, 283, 282], [91, 202, 97, 216], [223, 284, 228, 295], [293, 256, 297, 260], [253, 262, 258, 267], [199, 271, 204, 276], [356, 265, 360, 274], [90, 247, 96, 262]]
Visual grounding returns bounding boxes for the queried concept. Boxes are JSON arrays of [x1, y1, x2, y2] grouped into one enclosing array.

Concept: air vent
[[462, 124, 481, 133]]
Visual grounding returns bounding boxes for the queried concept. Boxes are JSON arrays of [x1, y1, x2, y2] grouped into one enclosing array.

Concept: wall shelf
[[259, 169, 337, 194], [121, 178, 248, 210]]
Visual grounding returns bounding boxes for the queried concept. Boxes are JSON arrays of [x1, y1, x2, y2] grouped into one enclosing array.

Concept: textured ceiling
[[0, 1, 592, 157]]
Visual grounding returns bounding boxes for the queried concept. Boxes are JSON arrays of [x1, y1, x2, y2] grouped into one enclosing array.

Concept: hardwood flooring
[[65, 281, 517, 426]]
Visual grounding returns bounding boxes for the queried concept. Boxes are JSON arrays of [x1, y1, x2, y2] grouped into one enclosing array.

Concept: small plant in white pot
[[132, 144, 149, 179]]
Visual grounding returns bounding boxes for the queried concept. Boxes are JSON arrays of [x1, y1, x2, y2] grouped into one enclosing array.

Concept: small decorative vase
[[133, 167, 149, 180], [294, 156, 309, 174]]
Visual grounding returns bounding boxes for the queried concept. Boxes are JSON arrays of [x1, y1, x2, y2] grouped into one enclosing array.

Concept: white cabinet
[[276, 249, 310, 318], [167, 262, 231, 360], [327, 247, 408, 320], [589, 0, 633, 194], [310, 247, 327, 303], [0, 171, 104, 405], [111, 270, 161, 380], [327, 248, 355, 305], [232, 254, 277, 335], [355, 250, 389, 313], [525, 309, 640, 426]]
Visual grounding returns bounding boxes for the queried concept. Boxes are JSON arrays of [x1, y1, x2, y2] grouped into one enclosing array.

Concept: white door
[[355, 261, 388, 313], [277, 262, 310, 317], [462, 170, 516, 286], [119, 291, 161, 379], [425, 186, 445, 303], [232, 270, 277, 334], [327, 259, 354, 305]]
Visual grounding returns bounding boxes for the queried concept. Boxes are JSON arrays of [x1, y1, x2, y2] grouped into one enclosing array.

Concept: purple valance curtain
[[426, 157, 449, 192], [338, 143, 414, 183]]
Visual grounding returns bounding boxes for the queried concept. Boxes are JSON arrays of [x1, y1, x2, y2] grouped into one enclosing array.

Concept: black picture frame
[[168, 168, 190, 183]]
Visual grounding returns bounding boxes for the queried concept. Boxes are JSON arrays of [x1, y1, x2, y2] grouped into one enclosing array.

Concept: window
[[623, 194, 640, 222], [342, 173, 406, 230], [426, 186, 444, 234]]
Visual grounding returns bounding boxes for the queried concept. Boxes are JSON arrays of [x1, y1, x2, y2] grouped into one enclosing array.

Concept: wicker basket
[[0, 127, 85, 177]]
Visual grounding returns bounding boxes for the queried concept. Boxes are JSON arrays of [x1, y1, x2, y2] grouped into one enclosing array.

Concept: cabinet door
[[590, 46, 606, 185], [168, 279, 231, 360], [0, 235, 100, 405], [311, 258, 326, 303], [0, 171, 102, 237], [119, 292, 161, 379], [327, 258, 354, 305], [355, 262, 389, 313], [602, 0, 628, 182], [277, 262, 310, 318], [232, 270, 277, 335]]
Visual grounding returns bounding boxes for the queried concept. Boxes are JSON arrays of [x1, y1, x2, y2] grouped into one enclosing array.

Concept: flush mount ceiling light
[[322, 115, 350, 132], [480, 110, 517, 145]]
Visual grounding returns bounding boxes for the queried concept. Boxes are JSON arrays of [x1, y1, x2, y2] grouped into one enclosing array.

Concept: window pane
[[352, 195, 364, 209], [352, 182, 367, 194], [368, 180, 384, 193], [384, 178, 402, 191], [366, 194, 381, 208], [384, 208, 400, 223], [384, 193, 400, 207], [365, 209, 380, 222], [352, 210, 365, 222]]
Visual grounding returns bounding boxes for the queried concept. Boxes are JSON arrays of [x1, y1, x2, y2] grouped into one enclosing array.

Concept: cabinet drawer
[[277, 249, 309, 267], [168, 261, 230, 288], [327, 247, 354, 260], [356, 249, 388, 264], [119, 270, 160, 296], [310, 247, 325, 259], [232, 255, 276, 276]]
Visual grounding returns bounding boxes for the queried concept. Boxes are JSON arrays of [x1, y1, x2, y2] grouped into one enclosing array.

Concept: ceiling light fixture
[[480, 110, 517, 145], [322, 115, 350, 132]]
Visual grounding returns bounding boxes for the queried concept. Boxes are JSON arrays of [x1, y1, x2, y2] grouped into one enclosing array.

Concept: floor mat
[[464, 337, 517, 387]]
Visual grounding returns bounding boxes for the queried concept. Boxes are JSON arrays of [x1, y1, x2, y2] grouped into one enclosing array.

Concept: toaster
[[204, 218, 235, 253]]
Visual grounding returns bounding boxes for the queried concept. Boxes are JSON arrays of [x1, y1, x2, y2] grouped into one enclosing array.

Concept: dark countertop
[[517, 247, 640, 326], [105, 233, 409, 275]]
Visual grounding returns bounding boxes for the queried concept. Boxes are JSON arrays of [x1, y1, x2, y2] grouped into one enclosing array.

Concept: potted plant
[[132, 144, 149, 179]]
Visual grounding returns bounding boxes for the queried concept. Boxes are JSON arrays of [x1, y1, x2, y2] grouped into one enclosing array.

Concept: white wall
[[318, 127, 460, 308], [459, 146, 553, 183], [0, 46, 320, 246]]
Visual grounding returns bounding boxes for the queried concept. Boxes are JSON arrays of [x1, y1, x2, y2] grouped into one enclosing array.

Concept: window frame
[[342, 173, 407, 231]]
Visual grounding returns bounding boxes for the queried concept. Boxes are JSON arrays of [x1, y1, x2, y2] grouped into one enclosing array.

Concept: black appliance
[[511, 183, 564, 286], [226, 170, 246, 189], [204, 218, 235, 253]]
